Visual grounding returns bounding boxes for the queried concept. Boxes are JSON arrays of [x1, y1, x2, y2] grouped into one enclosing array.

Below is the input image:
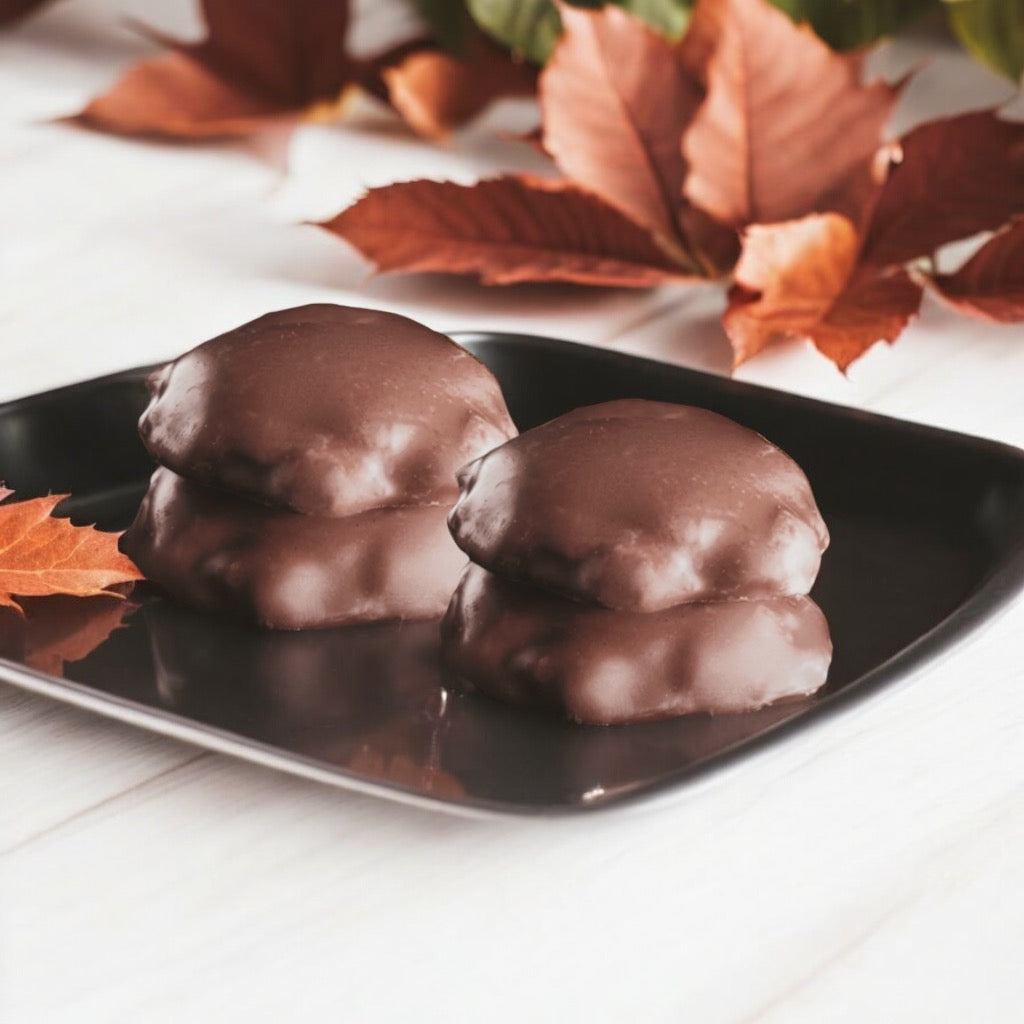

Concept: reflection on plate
[[148, 601, 465, 799], [0, 591, 135, 678], [75, 594, 808, 807], [0, 334, 1022, 814]]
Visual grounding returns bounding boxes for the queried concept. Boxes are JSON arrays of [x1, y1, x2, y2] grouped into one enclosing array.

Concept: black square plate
[[2, 334, 1022, 816]]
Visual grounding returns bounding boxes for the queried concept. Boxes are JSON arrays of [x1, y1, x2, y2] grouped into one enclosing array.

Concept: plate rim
[[2, 332, 1023, 816]]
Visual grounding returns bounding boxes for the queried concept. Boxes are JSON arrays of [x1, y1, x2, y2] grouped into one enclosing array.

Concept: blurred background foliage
[[415, 0, 1024, 80]]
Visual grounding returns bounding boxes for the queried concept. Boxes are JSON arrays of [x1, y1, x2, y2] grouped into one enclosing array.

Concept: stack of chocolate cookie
[[442, 399, 832, 724], [122, 304, 517, 630]]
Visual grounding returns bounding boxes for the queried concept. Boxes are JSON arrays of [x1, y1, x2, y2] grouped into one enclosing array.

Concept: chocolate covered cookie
[[140, 304, 516, 517], [441, 565, 832, 725], [123, 468, 467, 630], [449, 399, 828, 612]]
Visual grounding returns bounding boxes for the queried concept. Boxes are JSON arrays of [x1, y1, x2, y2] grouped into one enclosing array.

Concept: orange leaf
[[806, 267, 923, 370], [725, 214, 860, 362], [725, 214, 922, 369], [384, 36, 536, 140], [929, 220, 1024, 323], [319, 174, 697, 287], [0, 492, 143, 612], [539, 5, 704, 266], [75, 0, 361, 140], [683, 0, 898, 229], [862, 111, 1024, 268]]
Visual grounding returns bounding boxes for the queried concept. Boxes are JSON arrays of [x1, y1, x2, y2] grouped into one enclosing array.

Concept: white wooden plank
[[3, 607, 1022, 1023], [0, 684, 202, 851]]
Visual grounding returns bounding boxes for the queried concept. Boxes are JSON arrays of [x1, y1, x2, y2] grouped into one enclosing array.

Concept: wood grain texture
[[1, 3, 1023, 1022], [5, 609, 1023, 1022], [0, 684, 201, 852]]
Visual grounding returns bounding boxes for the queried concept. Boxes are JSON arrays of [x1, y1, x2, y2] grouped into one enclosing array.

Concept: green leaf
[[617, 0, 691, 39], [466, 0, 690, 65], [411, 0, 474, 54], [944, 0, 1024, 81], [771, 0, 935, 50], [466, 0, 938, 64], [466, 0, 565, 64]]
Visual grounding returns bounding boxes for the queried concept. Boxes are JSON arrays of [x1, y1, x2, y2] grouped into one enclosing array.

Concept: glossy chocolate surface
[[140, 304, 516, 517], [450, 399, 829, 611], [442, 565, 832, 725], [2, 333, 1020, 812], [132, 596, 806, 806], [122, 468, 467, 630]]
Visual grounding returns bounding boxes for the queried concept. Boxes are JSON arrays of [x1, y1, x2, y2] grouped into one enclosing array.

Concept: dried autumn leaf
[[682, 0, 899, 229], [316, 0, 1023, 374], [384, 34, 536, 139], [725, 213, 922, 368], [800, 266, 924, 370], [929, 220, 1024, 323], [0, 594, 135, 677], [319, 174, 696, 286], [539, 4, 705, 269], [0, 491, 142, 612], [725, 213, 860, 362], [0, 0, 53, 25], [77, 54, 299, 139], [861, 110, 1024, 268], [75, 0, 398, 140]]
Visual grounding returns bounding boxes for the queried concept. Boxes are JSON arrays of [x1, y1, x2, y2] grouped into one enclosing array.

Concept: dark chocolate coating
[[441, 565, 832, 725], [139, 304, 517, 517], [449, 399, 829, 611], [122, 468, 467, 630]]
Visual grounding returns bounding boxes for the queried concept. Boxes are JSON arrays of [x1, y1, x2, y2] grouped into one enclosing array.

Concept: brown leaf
[[682, 0, 898, 229], [0, 0, 52, 25], [928, 220, 1024, 323], [861, 110, 1024, 268], [384, 35, 536, 140], [0, 491, 143, 611], [539, 5, 704, 267], [725, 214, 922, 368], [319, 174, 697, 286], [77, 53, 298, 140], [0, 594, 135, 677], [805, 267, 924, 370], [76, 0, 360, 140], [311, 0, 1010, 374]]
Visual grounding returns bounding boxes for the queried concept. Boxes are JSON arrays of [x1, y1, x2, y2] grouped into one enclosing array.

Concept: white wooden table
[[3, 3, 1023, 1021]]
